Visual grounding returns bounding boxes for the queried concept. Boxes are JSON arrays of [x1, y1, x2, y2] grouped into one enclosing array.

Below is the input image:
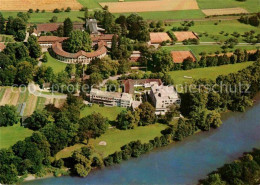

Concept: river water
[[24, 95, 260, 185]]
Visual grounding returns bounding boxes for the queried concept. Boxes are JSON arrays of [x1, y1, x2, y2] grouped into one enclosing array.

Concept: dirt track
[[202, 8, 248, 16], [100, 0, 199, 13], [0, 0, 82, 11]]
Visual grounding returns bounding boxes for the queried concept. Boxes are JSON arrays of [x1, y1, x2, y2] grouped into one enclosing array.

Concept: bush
[[53, 8, 60, 13], [65, 7, 71, 12]]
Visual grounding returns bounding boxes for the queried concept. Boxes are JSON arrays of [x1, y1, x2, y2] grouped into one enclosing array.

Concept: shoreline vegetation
[[19, 59, 260, 183]]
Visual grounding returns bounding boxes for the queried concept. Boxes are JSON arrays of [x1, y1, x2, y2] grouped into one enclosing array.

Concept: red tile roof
[[0, 43, 6, 51], [91, 34, 114, 42], [150, 32, 171, 44], [171, 51, 196, 63], [52, 41, 107, 58], [38, 36, 69, 43]]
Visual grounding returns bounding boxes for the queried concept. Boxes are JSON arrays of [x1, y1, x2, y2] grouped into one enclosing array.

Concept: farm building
[[91, 34, 114, 48], [129, 51, 142, 62], [149, 32, 172, 44], [171, 51, 196, 63], [173, 31, 198, 42]]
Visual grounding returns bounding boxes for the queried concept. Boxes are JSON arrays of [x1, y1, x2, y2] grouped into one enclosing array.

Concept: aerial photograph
[[0, 0, 259, 184]]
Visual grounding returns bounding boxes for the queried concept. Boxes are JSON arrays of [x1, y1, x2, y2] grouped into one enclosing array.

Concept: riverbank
[[23, 92, 260, 185]]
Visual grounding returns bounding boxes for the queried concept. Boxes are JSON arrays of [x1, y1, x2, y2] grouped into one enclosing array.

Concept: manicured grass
[[197, 0, 259, 13], [0, 124, 33, 149], [114, 10, 205, 20], [166, 20, 260, 43], [77, 0, 102, 9], [80, 104, 125, 120], [1, 11, 85, 23], [89, 123, 168, 157], [169, 61, 253, 85], [44, 52, 67, 74], [162, 45, 259, 58], [56, 123, 168, 159]]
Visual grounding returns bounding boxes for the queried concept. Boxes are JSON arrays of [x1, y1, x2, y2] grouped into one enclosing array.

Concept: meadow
[[169, 61, 253, 85], [45, 52, 67, 74], [80, 104, 125, 120], [166, 20, 260, 43], [162, 45, 258, 58], [0, 124, 33, 149], [56, 123, 167, 159], [197, 0, 259, 13]]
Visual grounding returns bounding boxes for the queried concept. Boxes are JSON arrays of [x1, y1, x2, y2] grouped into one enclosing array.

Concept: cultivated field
[[0, 87, 65, 116], [202, 7, 248, 16], [150, 32, 172, 43], [0, 0, 82, 11], [173, 31, 198, 42], [100, 0, 199, 13]]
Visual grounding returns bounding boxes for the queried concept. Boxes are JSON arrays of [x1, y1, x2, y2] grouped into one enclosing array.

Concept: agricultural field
[[166, 20, 260, 43], [0, 34, 14, 42], [45, 52, 67, 74], [80, 104, 125, 121], [56, 123, 167, 159], [0, 0, 82, 11], [197, 0, 259, 13], [0, 87, 65, 117], [77, 0, 102, 9], [0, 124, 33, 149], [100, 0, 199, 13], [114, 10, 205, 20], [162, 45, 258, 58], [169, 61, 253, 85]]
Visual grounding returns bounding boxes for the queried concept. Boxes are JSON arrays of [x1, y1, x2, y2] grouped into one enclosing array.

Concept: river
[[24, 94, 260, 185]]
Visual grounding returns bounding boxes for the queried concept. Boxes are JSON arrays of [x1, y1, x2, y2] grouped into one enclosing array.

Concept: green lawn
[[165, 20, 260, 43], [56, 123, 167, 159], [44, 52, 67, 74], [81, 104, 125, 120], [77, 0, 102, 9], [169, 61, 253, 85], [162, 45, 259, 58], [89, 123, 167, 157], [114, 10, 205, 20], [0, 124, 33, 149], [197, 0, 259, 12]]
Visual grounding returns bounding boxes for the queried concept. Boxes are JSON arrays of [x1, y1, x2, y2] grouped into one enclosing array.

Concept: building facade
[[150, 84, 180, 115], [90, 88, 133, 108]]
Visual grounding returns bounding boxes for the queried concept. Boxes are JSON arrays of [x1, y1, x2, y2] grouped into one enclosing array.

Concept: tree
[[0, 105, 20, 127], [126, 14, 150, 42], [206, 111, 222, 128], [63, 30, 92, 53], [15, 61, 34, 84], [182, 57, 194, 70], [150, 50, 173, 72], [50, 16, 58, 23], [56, 25, 64, 37], [88, 72, 103, 86], [0, 13, 5, 34], [78, 113, 108, 141], [24, 110, 54, 130], [165, 104, 180, 123], [63, 18, 73, 37], [27, 35, 42, 58], [84, 8, 89, 19], [15, 30, 26, 41], [116, 110, 136, 130], [136, 102, 156, 126]]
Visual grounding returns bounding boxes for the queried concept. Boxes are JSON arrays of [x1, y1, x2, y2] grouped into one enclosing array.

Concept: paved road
[[28, 83, 67, 99]]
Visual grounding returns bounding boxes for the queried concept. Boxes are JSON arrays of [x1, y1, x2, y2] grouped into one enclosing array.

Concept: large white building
[[150, 84, 180, 115], [90, 88, 133, 108]]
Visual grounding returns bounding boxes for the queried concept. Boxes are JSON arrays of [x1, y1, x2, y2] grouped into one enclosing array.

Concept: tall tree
[[0, 12, 5, 34], [0, 105, 20, 127], [63, 18, 73, 37], [27, 35, 42, 58]]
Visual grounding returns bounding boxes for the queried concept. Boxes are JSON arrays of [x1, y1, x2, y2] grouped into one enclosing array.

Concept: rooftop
[[171, 51, 196, 63], [90, 88, 132, 100], [122, 79, 163, 94], [151, 84, 178, 100], [38, 36, 69, 43], [173, 31, 198, 42], [0, 43, 6, 51], [150, 32, 171, 44], [52, 41, 107, 58]]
